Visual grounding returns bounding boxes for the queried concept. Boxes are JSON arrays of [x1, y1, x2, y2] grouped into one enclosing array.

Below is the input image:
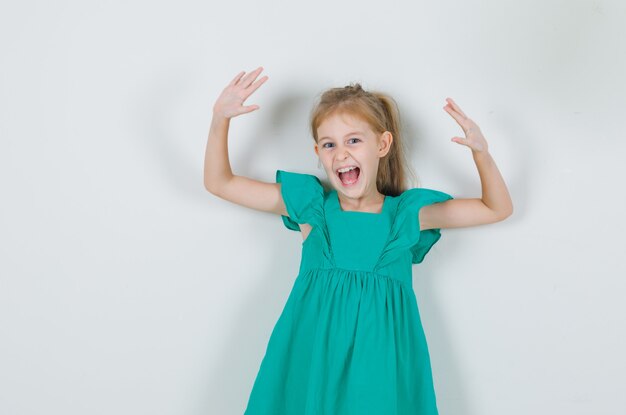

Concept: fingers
[[229, 67, 267, 99], [239, 66, 265, 88], [445, 97, 467, 119], [233, 68, 268, 109], [451, 136, 466, 145], [443, 101, 465, 127], [247, 75, 269, 96], [243, 104, 260, 113], [444, 97, 474, 132], [229, 71, 245, 86]]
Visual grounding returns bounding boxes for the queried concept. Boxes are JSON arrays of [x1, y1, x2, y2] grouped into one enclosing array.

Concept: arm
[[203, 67, 288, 217], [420, 98, 514, 231]]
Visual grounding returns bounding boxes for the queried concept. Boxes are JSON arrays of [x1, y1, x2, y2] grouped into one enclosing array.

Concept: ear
[[378, 131, 393, 157], [314, 143, 319, 156]]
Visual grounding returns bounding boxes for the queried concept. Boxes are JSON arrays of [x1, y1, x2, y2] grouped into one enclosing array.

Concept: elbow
[[204, 180, 220, 196], [506, 202, 514, 218], [203, 179, 212, 193], [205, 174, 235, 197], [497, 205, 514, 221]]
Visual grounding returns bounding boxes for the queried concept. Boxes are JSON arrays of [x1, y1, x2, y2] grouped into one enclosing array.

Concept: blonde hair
[[309, 83, 416, 196]]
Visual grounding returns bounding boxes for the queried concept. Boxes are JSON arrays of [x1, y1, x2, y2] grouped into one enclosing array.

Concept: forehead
[[317, 112, 371, 137]]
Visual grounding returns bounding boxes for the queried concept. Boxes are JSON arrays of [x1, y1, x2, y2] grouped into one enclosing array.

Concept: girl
[[205, 66, 513, 414]]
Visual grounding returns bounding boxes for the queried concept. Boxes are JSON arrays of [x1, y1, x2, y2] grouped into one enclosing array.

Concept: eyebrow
[[319, 131, 365, 141]]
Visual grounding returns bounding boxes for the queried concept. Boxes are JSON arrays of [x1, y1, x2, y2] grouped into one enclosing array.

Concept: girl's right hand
[[213, 66, 269, 119]]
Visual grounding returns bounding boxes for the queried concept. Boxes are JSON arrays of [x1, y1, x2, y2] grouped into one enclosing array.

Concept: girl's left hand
[[443, 97, 488, 153]]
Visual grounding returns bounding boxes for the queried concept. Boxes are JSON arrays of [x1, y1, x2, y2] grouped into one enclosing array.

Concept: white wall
[[1, 0, 624, 414]]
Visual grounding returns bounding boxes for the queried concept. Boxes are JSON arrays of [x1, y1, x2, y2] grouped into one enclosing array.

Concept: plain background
[[1, 0, 625, 414]]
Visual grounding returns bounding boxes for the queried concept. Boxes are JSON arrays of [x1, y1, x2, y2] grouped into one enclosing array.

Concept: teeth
[[337, 166, 358, 173]]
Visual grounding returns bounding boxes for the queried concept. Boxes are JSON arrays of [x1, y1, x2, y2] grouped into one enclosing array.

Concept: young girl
[[205, 66, 513, 414]]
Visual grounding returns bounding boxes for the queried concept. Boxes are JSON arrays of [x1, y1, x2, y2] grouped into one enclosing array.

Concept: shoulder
[[395, 187, 454, 230], [276, 169, 324, 189], [396, 187, 454, 206], [275, 170, 326, 231]]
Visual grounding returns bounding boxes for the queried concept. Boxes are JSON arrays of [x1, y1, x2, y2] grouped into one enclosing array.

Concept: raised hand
[[443, 97, 488, 153], [213, 66, 269, 119]]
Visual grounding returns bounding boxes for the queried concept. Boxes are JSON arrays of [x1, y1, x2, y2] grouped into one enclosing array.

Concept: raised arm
[[419, 98, 514, 231], [204, 67, 287, 217]]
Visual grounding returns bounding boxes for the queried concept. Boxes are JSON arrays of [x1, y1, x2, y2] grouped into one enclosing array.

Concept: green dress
[[244, 170, 454, 415]]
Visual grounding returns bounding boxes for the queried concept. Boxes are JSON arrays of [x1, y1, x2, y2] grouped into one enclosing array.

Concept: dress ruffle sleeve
[[275, 170, 325, 232], [394, 187, 454, 264]]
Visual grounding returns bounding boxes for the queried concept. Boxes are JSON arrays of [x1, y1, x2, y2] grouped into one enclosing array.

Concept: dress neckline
[[332, 189, 388, 215]]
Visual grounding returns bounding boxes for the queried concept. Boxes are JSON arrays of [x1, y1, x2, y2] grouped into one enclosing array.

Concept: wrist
[[211, 111, 231, 124], [472, 148, 490, 159]]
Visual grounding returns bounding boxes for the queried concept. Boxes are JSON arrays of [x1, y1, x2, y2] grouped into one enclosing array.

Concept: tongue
[[340, 168, 359, 184]]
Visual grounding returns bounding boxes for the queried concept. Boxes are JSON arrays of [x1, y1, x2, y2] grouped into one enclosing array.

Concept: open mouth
[[336, 165, 360, 186]]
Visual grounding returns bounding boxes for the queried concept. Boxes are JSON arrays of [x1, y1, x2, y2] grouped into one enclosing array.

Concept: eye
[[348, 138, 361, 144], [322, 142, 334, 149]]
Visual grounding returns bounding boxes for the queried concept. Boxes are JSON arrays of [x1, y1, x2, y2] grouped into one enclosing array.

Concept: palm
[[213, 67, 269, 119], [443, 97, 488, 153]]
